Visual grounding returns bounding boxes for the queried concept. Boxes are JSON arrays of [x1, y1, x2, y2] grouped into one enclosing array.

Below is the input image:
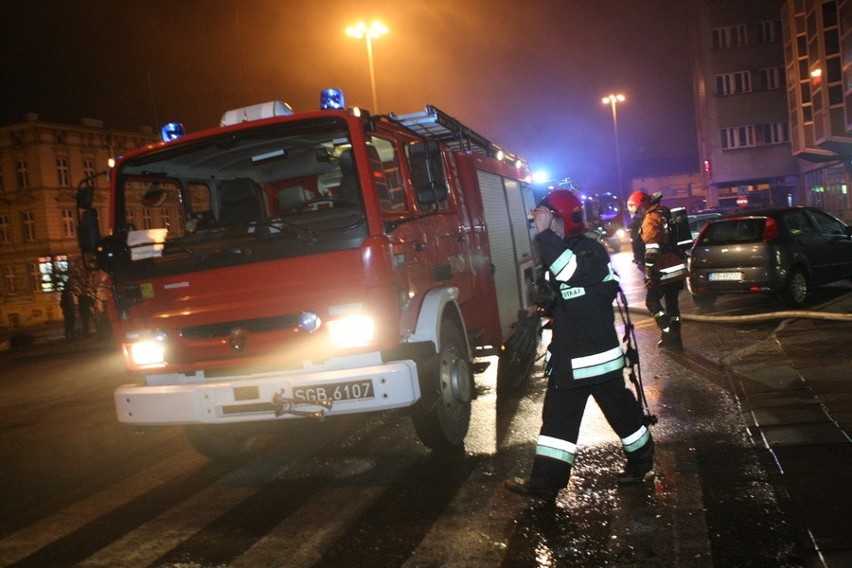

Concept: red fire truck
[[76, 91, 540, 458]]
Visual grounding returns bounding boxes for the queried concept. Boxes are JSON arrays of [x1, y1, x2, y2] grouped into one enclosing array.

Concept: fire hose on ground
[[624, 306, 852, 323]]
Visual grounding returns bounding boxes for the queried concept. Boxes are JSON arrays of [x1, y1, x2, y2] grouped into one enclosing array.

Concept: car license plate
[[292, 380, 374, 402], [708, 272, 742, 281]]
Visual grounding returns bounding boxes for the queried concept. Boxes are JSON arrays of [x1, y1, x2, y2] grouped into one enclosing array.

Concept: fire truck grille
[[179, 314, 300, 339]]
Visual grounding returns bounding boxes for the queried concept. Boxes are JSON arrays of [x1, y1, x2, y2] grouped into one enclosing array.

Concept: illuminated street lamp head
[[346, 21, 388, 40], [346, 20, 388, 112], [602, 93, 626, 105]]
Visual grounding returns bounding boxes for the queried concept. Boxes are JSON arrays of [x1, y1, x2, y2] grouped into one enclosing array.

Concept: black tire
[[783, 268, 808, 308], [183, 424, 266, 460], [411, 319, 472, 450], [691, 292, 716, 310]]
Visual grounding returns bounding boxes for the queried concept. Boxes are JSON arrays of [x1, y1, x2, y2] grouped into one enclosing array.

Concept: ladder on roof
[[389, 105, 496, 156]]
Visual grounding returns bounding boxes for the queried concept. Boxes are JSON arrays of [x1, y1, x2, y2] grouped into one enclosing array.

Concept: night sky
[[1, 0, 697, 193]]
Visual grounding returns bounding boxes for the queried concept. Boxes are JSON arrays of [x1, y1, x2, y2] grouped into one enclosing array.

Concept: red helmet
[[538, 190, 585, 237], [627, 190, 652, 213]]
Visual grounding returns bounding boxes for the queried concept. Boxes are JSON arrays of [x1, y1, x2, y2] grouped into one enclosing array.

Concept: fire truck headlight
[[327, 315, 375, 348], [125, 330, 167, 368]]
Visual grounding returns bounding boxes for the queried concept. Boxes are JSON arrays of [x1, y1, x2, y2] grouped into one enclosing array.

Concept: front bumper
[[114, 359, 420, 425]]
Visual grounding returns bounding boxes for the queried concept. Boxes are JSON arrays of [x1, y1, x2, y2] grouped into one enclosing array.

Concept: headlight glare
[[327, 315, 375, 348], [126, 330, 167, 367]]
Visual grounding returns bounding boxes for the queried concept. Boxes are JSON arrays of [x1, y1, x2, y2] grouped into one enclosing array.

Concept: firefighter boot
[[657, 323, 683, 350], [505, 460, 571, 503], [652, 311, 676, 349], [669, 317, 683, 349], [504, 477, 559, 502], [618, 437, 655, 485]]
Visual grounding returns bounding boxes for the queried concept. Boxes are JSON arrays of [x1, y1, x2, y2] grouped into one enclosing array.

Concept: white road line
[[0, 449, 207, 566]]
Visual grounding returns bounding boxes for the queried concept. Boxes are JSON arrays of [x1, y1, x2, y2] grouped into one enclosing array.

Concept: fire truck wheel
[[183, 424, 267, 460], [412, 319, 472, 450]]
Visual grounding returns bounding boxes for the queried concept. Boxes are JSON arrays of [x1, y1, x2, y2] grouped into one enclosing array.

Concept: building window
[[721, 125, 756, 149], [716, 71, 752, 95], [142, 208, 152, 229], [15, 159, 29, 190], [83, 158, 96, 180], [21, 211, 36, 241], [56, 157, 70, 187], [759, 67, 784, 90], [0, 215, 8, 244], [712, 24, 748, 49], [763, 122, 790, 144], [756, 20, 781, 44], [61, 208, 77, 238], [823, 1, 839, 28], [3, 266, 16, 296], [38, 255, 69, 293]]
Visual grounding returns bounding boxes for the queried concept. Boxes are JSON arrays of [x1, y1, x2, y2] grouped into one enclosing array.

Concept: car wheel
[[691, 293, 716, 310], [783, 269, 808, 308]]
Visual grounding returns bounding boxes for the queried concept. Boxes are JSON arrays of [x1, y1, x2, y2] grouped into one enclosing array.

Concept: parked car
[[688, 207, 852, 309], [688, 212, 722, 240]]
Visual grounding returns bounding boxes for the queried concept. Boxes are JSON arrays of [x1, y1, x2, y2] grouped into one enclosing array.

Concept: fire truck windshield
[[111, 119, 369, 276]]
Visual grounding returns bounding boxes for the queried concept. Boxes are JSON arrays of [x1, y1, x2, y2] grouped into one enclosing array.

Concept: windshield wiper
[[163, 240, 207, 263], [250, 217, 318, 244]]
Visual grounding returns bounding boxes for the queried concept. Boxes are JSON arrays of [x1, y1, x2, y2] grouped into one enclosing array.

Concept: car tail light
[[762, 217, 779, 243]]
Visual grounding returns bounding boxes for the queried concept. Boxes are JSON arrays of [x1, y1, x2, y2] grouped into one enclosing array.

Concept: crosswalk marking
[[0, 449, 207, 566]]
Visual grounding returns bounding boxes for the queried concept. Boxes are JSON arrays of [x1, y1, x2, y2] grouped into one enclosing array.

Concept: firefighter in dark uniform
[[627, 191, 648, 271], [505, 190, 655, 502], [627, 190, 688, 349]]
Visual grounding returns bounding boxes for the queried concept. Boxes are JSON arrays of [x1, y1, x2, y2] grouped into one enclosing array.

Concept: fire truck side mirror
[[409, 140, 448, 205]]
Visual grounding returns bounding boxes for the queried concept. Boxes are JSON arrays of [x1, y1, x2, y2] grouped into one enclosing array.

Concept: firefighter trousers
[[646, 279, 684, 330], [529, 375, 653, 491]]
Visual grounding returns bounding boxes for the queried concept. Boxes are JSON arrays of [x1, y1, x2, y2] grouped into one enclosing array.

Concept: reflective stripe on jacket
[[536, 230, 625, 389]]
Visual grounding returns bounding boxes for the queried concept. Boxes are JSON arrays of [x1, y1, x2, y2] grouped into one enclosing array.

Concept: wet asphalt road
[[0, 251, 842, 567]]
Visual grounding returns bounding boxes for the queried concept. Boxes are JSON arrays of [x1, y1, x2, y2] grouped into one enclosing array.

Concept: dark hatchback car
[[688, 207, 852, 309]]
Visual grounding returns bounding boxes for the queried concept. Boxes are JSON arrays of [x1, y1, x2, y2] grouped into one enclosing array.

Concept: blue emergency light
[[160, 122, 185, 142], [320, 88, 345, 110]]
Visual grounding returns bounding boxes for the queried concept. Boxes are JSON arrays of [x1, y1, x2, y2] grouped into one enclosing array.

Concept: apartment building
[[690, 0, 803, 213], [783, 0, 852, 221], [0, 115, 156, 331]]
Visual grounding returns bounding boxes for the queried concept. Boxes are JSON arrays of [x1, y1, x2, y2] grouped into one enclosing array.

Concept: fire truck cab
[[78, 91, 539, 458]]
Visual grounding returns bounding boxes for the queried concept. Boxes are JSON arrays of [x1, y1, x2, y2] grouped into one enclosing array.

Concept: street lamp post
[[602, 93, 626, 200], [346, 21, 388, 112]]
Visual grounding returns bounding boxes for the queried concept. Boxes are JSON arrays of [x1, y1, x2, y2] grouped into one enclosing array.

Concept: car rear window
[[697, 218, 766, 245]]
